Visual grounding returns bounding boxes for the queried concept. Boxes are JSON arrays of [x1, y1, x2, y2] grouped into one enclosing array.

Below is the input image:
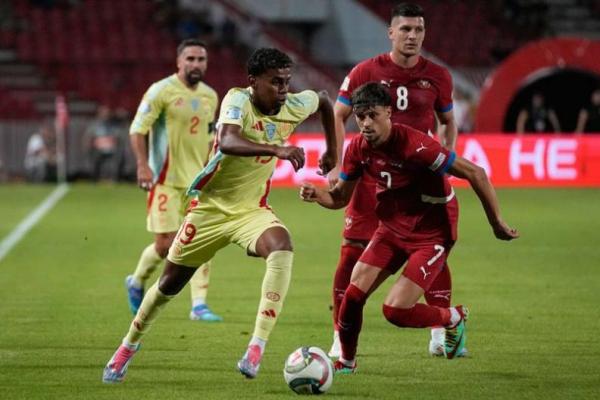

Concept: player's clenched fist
[[318, 151, 336, 177], [300, 183, 318, 202], [492, 220, 520, 241], [275, 146, 305, 171], [136, 163, 154, 191]]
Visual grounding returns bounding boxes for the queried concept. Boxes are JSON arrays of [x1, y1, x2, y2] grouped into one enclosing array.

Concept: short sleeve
[[130, 83, 166, 135], [340, 136, 363, 181], [218, 89, 250, 127], [400, 125, 455, 174], [337, 62, 370, 106], [293, 90, 319, 115], [434, 68, 454, 113]]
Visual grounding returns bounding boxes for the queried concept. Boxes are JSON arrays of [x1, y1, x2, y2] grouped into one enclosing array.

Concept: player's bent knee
[[157, 262, 196, 295]]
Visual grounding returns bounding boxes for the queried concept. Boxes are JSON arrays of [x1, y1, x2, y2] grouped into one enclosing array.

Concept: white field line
[[0, 183, 70, 263]]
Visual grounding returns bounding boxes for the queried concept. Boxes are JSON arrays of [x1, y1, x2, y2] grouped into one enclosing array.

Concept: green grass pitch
[[0, 184, 599, 399]]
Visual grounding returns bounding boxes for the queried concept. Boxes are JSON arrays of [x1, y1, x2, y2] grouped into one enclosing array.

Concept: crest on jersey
[[225, 106, 242, 120], [138, 101, 151, 114], [417, 80, 431, 89], [191, 98, 200, 111], [265, 122, 277, 141]]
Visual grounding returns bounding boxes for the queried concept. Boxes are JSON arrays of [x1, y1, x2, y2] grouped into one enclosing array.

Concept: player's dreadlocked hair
[[177, 38, 207, 56], [247, 48, 293, 76], [390, 2, 425, 23], [351, 82, 392, 110]]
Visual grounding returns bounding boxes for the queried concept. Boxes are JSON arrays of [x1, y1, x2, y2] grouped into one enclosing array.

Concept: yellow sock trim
[[124, 282, 174, 344], [252, 250, 293, 341]]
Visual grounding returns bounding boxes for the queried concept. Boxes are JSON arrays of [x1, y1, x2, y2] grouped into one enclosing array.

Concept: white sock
[[129, 277, 143, 288], [121, 339, 138, 350], [431, 327, 445, 342], [333, 330, 339, 341], [449, 307, 461, 327], [339, 357, 355, 367], [192, 298, 206, 309]]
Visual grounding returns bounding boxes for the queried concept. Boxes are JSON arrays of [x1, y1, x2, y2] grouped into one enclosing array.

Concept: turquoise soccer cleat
[[125, 275, 144, 315], [333, 359, 357, 374], [444, 306, 469, 359], [189, 304, 223, 322]]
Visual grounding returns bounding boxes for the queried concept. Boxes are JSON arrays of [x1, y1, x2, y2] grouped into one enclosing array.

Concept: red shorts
[[359, 224, 453, 291], [343, 177, 378, 241]]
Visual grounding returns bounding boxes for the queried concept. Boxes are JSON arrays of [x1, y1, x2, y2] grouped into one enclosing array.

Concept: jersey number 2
[[190, 116, 200, 134], [396, 86, 408, 111]]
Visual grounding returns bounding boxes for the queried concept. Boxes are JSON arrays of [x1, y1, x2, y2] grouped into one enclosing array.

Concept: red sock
[[338, 284, 367, 361], [332, 244, 363, 330], [382, 303, 451, 328], [425, 262, 452, 308]]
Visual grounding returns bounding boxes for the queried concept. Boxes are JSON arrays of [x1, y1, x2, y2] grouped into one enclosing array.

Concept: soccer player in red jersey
[[301, 82, 518, 372], [328, 2, 459, 357]]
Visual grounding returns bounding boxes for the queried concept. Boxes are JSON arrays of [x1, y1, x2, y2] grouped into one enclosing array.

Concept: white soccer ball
[[283, 346, 334, 395]]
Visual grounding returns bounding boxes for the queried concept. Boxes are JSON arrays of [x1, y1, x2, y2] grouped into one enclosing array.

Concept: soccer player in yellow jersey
[[125, 39, 222, 322], [103, 47, 337, 383]]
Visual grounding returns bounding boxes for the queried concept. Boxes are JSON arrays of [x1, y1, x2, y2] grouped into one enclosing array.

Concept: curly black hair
[[246, 48, 293, 76], [351, 82, 392, 109]]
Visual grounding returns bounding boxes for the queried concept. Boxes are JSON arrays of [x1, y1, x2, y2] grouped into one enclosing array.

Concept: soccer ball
[[283, 346, 333, 395]]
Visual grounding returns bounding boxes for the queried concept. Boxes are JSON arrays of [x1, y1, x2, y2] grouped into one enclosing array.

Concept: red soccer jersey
[[338, 54, 453, 134], [341, 123, 458, 242]]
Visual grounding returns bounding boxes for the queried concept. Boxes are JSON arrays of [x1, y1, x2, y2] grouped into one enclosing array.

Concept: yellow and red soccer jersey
[[130, 74, 218, 188], [188, 87, 319, 215]]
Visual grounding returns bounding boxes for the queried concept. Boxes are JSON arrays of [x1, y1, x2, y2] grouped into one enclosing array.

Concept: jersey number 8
[[396, 86, 408, 111]]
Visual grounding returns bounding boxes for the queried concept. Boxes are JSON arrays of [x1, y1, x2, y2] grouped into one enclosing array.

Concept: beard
[[185, 70, 204, 85]]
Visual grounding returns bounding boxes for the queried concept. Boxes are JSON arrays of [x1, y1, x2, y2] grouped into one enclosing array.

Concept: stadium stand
[[1, 0, 248, 118]]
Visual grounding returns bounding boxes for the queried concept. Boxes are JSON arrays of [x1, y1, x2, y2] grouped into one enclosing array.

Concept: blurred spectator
[[516, 93, 561, 133], [575, 89, 600, 133], [24, 124, 57, 182], [84, 105, 120, 182], [453, 90, 474, 133]]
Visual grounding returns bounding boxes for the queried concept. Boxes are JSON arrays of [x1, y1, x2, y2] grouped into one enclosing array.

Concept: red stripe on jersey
[[192, 161, 220, 193], [156, 151, 170, 185], [259, 178, 272, 209], [146, 186, 157, 213], [185, 199, 199, 215]]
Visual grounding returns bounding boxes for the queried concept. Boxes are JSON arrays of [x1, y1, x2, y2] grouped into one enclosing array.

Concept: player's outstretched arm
[[300, 179, 356, 209], [219, 123, 305, 171], [447, 157, 519, 240], [328, 100, 353, 187], [316, 91, 338, 177], [130, 133, 153, 191]]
